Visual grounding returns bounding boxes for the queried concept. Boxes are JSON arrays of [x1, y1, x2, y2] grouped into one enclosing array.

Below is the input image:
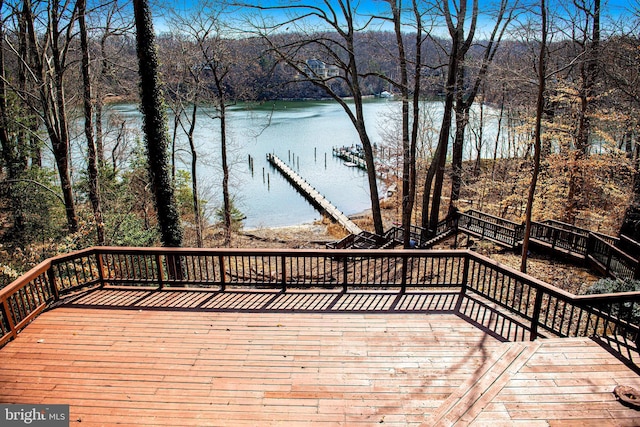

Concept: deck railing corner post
[[95, 251, 105, 288], [461, 252, 471, 290], [280, 255, 287, 292], [401, 254, 408, 294], [342, 255, 348, 293], [218, 255, 226, 291], [46, 266, 60, 302], [530, 289, 544, 341], [156, 253, 165, 290]]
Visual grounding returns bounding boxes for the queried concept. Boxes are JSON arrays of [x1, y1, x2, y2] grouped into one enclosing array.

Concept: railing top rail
[[0, 247, 99, 302], [573, 290, 640, 303], [621, 234, 640, 246], [592, 231, 619, 244], [541, 219, 591, 235], [589, 233, 639, 264], [533, 220, 590, 236], [0, 259, 51, 301], [93, 246, 470, 258], [461, 210, 522, 228]]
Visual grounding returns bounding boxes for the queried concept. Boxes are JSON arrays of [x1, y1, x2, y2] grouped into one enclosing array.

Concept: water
[[102, 99, 502, 229], [106, 99, 402, 229]]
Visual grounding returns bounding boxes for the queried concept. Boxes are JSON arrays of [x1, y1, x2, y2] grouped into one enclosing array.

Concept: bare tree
[[371, 0, 431, 247], [247, 0, 385, 235], [92, 0, 134, 165], [14, 0, 79, 233], [521, 0, 548, 273], [78, 0, 104, 244], [421, 0, 468, 234], [563, 0, 601, 223], [167, 3, 242, 246], [448, 0, 513, 213]]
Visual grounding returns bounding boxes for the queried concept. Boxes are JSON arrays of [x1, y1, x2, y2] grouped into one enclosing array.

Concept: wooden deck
[[1, 289, 639, 426]]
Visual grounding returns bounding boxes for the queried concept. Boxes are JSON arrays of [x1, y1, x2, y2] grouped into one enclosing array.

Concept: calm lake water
[[103, 99, 501, 229]]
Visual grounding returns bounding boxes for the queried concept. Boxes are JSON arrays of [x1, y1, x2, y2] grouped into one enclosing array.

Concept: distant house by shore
[[305, 59, 340, 80]]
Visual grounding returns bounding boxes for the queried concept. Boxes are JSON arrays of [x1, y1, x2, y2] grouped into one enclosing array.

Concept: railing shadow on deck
[[2, 247, 640, 369], [60, 287, 531, 343]]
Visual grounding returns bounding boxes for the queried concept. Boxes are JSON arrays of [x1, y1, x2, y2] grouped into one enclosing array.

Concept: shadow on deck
[[62, 288, 544, 345]]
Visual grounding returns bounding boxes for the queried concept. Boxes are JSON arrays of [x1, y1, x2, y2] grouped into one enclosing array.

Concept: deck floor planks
[[0, 289, 638, 425]]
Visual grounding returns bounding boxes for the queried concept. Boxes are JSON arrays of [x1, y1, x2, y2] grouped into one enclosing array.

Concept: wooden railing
[[529, 220, 590, 257], [0, 249, 101, 347], [456, 211, 640, 280], [588, 234, 640, 280], [457, 210, 524, 247], [2, 247, 640, 357]]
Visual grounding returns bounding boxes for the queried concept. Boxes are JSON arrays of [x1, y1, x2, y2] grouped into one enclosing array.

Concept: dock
[[332, 146, 367, 169], [267, 153, 363, 235]]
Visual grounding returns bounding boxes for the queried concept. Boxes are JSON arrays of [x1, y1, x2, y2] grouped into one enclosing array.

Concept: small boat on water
[[343, 161, 358, 167]]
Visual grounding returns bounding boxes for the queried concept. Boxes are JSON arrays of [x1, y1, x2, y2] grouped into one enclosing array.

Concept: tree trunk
[[31, 0, 79, 233], [424, 46, 458, 234], [565, 0, 600, 224], [521, 0, 547, 273], [409, 0, 423, 242], [220, 101, 232, 247], [133, 0, 183, 247], [449, 101, 469, 213], [0, 0, 27, 242], [186, 103, 203, 248], [79, 0, 105, 245], [391, 0, 412, 248]]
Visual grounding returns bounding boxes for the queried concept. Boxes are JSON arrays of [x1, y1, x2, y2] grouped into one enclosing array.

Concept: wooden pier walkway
[[267, 153, 363, 235]]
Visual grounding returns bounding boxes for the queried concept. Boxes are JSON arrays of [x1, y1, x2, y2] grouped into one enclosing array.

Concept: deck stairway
[[328, 208, 640, 281]]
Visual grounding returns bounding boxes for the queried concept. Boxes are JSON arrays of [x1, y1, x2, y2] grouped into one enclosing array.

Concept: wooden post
[[401, 255, 408, 294], [342, 256, 348, 293], [95, 251, 105, 288], [281, 255, 287, 292], [1, 299, 17, 342], [47, 267, 60, 302], [218, 255, 226, 291], [455, 254, 471, 312], [530, 289, 544, 341], [156, 254, 165, 290]]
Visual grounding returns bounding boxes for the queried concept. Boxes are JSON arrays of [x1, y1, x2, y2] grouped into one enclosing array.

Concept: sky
[[153, 0, 639, 36]]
